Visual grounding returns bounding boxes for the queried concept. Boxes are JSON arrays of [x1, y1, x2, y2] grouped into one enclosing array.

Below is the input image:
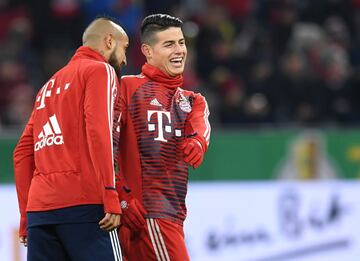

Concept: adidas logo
[[34, 114, 64, 151], [150, 98, 162, 107]]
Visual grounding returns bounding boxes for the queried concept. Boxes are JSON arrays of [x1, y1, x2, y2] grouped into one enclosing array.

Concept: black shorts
[[27, 222, 122, 261]]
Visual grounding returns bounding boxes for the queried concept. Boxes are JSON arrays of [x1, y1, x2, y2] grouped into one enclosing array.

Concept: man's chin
[[170, 68, 184, 76]]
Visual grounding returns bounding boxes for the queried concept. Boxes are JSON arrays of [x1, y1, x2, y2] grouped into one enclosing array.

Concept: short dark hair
[[140, 14, 183, 45]]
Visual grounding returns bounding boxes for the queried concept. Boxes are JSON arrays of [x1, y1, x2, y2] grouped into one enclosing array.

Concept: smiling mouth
[[170, 57, 183, 67]]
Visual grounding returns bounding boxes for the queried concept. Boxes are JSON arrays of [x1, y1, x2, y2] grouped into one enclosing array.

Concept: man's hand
[[120, 197, 146, 231], [181, 138, 204, 169], [19, 236, 27, 247], [99, 213, 121, 231]]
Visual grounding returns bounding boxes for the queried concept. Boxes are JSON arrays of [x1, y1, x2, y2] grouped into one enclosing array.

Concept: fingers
[[121, 214, 141, 231], [99, 213, 110, 229], [180, 139, 189, 150], [183, 141, 203, 168], [99, 213, 121, 231], [121, 200, 146, 231], [182, 139, 204, 168], [192, 155, 203, 169], [183, 141, 194, 156], [127, 211, 144, 229], [122, 214, 144, 231], [184, 150, 201, 165], [133, 205, 146, 226], [19, 236, 28, 247], [190, 155, 202, 168]]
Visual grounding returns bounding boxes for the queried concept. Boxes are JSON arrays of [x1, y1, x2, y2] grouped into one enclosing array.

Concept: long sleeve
[[84, 62, 120, 214], [114, 78, 130, 197], [185, 93, 211, 152], [13, 112, 35, 236]]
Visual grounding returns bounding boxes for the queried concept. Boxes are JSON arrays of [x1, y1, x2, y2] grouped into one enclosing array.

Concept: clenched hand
[[99, 213, 121, 231]]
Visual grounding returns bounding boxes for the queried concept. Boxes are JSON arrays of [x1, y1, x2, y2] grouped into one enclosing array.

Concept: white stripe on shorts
[[109, 230, 122, 261], [147, 218, 163, 261], [153, 219, 170, 261], [147, 218, 170, 261]]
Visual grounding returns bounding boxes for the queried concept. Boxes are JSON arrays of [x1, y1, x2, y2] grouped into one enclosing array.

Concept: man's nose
[[174, 43, 185, 53]]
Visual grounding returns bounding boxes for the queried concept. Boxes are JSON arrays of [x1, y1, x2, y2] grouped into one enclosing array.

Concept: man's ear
[[105, 34, 114, 50], [141, 44, 152, 59]]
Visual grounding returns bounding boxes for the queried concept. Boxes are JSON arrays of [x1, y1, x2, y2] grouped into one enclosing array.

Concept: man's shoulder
[[121, 73, 146, 80], [84, 60, 111, 71], [72, 59, 112, 76], [120, 74, 147, 87], [178, 87, 205, 100]]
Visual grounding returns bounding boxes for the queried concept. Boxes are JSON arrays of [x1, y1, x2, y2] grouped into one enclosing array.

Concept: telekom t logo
[[147, 110, 182, 142], [36, 78, 70, 110]]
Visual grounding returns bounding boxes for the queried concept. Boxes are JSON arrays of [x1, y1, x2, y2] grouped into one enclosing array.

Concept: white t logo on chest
[[147, 110, 182, 142]]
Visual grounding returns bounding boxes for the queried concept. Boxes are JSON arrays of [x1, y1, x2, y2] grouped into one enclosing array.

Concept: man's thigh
[[57, 222, 122, 261], [120, 218, 189, 261], [27, 225, 70, 261]]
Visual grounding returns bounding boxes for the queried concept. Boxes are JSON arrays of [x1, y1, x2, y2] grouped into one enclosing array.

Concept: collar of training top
[[141, 63, 183, 89], [71, 46, 108, 63]]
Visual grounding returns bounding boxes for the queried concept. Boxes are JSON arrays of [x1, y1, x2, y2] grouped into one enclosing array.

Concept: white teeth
[[171, 58, 182, 62]]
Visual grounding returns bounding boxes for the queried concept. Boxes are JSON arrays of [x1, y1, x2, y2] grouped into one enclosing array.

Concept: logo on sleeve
[[34, 114, 64, 151], [177, 94, 192, 113]]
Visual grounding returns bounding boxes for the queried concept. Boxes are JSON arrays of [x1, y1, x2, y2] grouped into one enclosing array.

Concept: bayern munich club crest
[[178, 94, 192, 113]]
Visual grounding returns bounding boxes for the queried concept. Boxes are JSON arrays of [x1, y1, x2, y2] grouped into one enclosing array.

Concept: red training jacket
[[115, 63, 211, 225], [13, 46, 121, 236]]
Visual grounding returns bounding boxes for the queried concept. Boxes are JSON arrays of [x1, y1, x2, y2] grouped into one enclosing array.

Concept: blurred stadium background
[[1, 0, 360, 260]]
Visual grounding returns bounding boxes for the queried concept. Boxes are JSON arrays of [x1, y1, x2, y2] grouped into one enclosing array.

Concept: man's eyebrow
[[162, 38, 185, 44], [162, 40, 175, 45]]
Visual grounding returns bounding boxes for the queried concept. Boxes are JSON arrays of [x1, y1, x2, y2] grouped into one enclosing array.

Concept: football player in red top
[[13, 17, 128, 260], [115, 14, 211, 261]]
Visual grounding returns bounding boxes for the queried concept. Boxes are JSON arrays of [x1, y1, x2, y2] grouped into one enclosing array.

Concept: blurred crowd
[[1, 0, 360, 129]]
